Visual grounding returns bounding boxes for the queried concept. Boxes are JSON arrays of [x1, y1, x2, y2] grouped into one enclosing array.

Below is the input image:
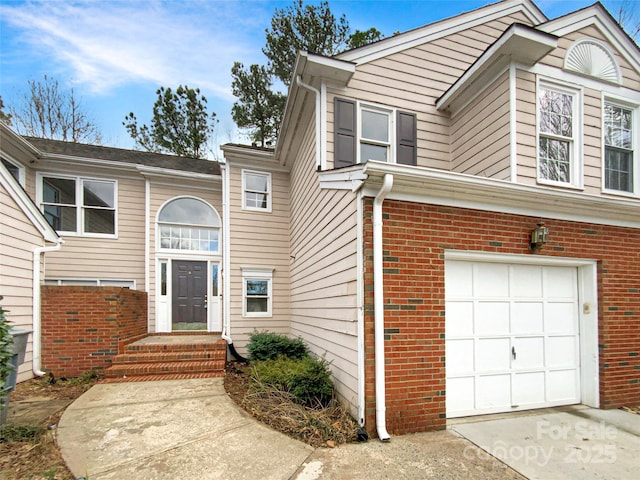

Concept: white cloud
[[1, 0, 272, 99]]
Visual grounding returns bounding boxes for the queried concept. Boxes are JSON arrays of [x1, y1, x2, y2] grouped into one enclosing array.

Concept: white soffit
[[436, 24, 558, 113], [336, 0, 547, 65]]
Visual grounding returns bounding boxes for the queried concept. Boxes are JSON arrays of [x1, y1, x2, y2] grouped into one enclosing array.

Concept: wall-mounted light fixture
[[529, 222, 549, 252]]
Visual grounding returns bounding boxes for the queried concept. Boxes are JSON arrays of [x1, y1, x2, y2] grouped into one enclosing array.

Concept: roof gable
[[538, 2, 640, 76], [0, 160, 59, 244], [336, 0, 546, 65]]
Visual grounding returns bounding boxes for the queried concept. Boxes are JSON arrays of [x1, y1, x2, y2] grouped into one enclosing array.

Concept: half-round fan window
[[158, 197, 220, 252], [565, 40, 621, 84]]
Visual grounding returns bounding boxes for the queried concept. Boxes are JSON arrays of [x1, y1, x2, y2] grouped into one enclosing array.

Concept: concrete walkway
[[57, 379, 639, 479]]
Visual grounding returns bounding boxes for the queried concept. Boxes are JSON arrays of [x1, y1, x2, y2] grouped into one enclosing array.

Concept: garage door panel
[[511, 265, 543, 297], [544, 267, 576, 298], [477, 375, 511, 409], [446, 302, 474, 336], [547, 336, 578, 368], [475, 263, 509, 297], [445, 261, 473, 296], [545, 302, 577, 333], [547, 370, 579, 402], [477, 338, 510, 370], [511, 302, 544, 333], [514, 337, 545, 369], [446, 339, 474, 374], [476, 302, 510, 334], [513, 372, 546, 405], [446, 377, 475, 413]]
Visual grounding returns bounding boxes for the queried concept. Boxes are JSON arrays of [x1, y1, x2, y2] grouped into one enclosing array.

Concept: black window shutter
[[396, 111, 417, 166], [334, 97, 356, 168]]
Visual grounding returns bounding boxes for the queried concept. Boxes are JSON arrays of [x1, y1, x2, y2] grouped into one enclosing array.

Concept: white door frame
[[155, 255, 222, 333], [444, 250, 600, 410]]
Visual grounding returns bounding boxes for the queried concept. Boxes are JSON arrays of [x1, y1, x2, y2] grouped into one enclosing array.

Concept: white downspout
[[295, 76, 322, 169], [373, 174, 393, 441], [32, 240, 63, 376], [356, 190, 365, 426], [221, 163, 232, 344]]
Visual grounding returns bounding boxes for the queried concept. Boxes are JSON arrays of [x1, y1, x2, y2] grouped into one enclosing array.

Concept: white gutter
[[32, 240, 63, 376], [221, 163, 232, 344], [373, 173, 393, 441], [356, 190, 365, 426], [295, 76, 322, 169]]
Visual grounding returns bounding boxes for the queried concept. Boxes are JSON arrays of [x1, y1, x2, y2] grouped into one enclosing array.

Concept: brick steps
[[104, 335, 227, 382]]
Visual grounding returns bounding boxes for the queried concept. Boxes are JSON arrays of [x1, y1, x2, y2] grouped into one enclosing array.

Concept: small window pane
[[246, 297, 268, 313], [43, 177, 75, 204], [212, 265, 219, 297], [539, 137, 571, 183], [83, 180, 114, 208], [84, 208, 115, 234], [361, 143, 388, 162], [539, 88, 573, 137], [246, 173, 268, 192], [246, 280, 268, 296], [362, 110, 389, 142], [44, 205, 76, 231], [2, 158, 20, 182], [246, 192, 268, 209], [605, 149, 633, 192], [160, 263, 167, 296]]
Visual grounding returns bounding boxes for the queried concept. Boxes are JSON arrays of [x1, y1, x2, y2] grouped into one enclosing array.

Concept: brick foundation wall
[[41, 286, 148, 378], [363, 200, 640, 436]]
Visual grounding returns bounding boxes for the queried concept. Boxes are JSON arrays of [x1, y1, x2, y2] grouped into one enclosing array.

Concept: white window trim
[[36, 172, 118, 238], [44, 278, 135, 288], [536, 79, 583, 189], [357, 101, 395, 164], [1, 156, 26, 187], [601, 93, 639, 198], [242, 169, 272, 213], [241, 267, 273, 318]]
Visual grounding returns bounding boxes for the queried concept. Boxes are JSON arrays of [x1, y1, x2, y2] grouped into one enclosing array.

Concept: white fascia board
[[337, 0, 547, 65], [0, 162, 59, 243], [361, 161, 640, 229], [318, 167, 368, 191], [437, 24, 557, 113], [538, 5, 640, 75], [136, 165, 221, 181]]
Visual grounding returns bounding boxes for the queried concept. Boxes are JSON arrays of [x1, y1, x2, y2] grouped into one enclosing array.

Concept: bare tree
[[616, 0, 639, 41], [9, 75, 102, 144]]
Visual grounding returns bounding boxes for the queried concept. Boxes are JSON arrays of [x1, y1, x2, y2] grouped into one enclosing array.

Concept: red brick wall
[[363, 200, 640, 435], [41, 286, 147, 377]]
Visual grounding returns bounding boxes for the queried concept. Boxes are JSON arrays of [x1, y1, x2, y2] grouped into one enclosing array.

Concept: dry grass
[[1, 374, 97, 480], [224, 362, 360, 448]]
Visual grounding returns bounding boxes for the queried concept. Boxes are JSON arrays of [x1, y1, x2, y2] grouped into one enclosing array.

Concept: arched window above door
[[157, 197, 221, 252]]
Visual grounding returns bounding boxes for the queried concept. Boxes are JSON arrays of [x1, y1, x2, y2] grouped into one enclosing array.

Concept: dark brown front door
[[172, 260, 207, 330]]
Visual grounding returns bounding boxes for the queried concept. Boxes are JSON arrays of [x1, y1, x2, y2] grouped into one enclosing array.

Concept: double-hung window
[[243, 170, 271, 212], [360, 106, 392, 163], [537, 84, 581, 186], [604, 102, 635, 194], [242, 268, 273, 317], [40, 175, 116, 236]]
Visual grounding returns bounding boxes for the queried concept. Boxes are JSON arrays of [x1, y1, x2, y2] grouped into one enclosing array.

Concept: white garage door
[[445, 260, 581, 418]]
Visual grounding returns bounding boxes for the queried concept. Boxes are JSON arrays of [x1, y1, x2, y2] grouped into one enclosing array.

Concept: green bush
[[247, 331, 307, 361], [251, 355, 334, 408], [0, 300, 13, 395]]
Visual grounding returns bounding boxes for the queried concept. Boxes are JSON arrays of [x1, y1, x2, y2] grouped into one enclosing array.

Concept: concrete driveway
[[450, 406, 640, 480], [57, 378, 638, 479]]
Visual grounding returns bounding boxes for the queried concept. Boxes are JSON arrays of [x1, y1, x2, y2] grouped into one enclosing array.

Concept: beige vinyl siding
[[44, 172, 146, 288], [515, 70, 538, 183], [0, 182, 45, 382], [289, 120, 360, 410], [228, 165, 290, 345], [326, 12, 536, 171], [451, 70, 511, 179], [148, 182, 222, 332]]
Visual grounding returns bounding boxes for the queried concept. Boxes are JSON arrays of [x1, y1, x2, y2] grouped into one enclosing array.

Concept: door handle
[[512, 346, 516, 360]]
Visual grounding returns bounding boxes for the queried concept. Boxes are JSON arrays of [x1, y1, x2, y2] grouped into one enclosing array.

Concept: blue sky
[[0, 0, 634, 156]]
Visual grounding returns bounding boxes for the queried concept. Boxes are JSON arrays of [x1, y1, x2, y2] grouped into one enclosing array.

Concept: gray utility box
[[3, 328, 32, 393]]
